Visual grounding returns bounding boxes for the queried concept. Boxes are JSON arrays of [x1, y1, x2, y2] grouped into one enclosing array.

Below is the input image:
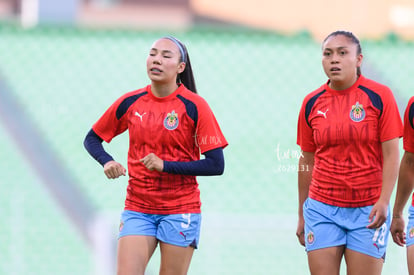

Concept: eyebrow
[[150, 48, 175, 54], [324, 46, 348, 51]]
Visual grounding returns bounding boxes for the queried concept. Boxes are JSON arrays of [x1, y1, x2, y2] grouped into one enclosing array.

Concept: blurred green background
[[0, 22, 413, 274]]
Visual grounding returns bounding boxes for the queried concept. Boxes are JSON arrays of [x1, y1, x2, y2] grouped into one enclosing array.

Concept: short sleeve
[[195, 98, 228, 153], [404, 97, 414, 153], [378, 88, 403, 142], [297, 97, 316, 152], [92, 96, 129, 143]]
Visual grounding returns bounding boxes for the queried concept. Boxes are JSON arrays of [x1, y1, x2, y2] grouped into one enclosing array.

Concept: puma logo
[[317, 109, 329, 119], [180, 232, 187, 240], [135, 111, 146, 121]]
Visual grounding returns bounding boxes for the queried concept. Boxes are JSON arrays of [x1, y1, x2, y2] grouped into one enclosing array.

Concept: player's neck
[[329, 75, 359, 91], [151, 82, 179, 98]]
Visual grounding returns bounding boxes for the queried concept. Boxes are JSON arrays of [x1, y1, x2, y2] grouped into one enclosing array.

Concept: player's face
[[146, 38, 186, 84], [322, 35, 363, 90]]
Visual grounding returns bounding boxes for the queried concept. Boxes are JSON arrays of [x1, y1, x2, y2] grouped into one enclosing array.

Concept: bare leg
[[159, 242, 195, 275], [117, 235, 158, 275], [407, 245, 414, 275], [307, 246, 344, 275], [344, 249, 383, 275]]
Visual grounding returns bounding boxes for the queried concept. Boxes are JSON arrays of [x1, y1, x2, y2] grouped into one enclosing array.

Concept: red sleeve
[[404, 97, 414, 153], [297, 95, 316, 152], [92, 95, 129, 143], [378, 87, 403, 142], [195, 98, 228, 154]]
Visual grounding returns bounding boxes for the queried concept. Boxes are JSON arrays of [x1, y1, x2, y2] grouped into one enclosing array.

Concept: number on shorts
[[372, 223, 387, 245], [181, 214, 191, 229]]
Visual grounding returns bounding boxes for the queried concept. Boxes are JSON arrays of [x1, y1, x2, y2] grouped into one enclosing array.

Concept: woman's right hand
[[103, 160, 126, 179], [296, 216, 306, 246], [390, 216, 406, 247]]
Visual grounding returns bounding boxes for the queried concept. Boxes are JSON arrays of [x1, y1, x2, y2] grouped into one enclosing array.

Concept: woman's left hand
[[140, 153, 164, 172], [367, 200, 388, 229]]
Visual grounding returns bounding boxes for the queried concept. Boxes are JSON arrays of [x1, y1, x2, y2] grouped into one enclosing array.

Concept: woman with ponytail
[[84, 36, 228, 275], [296, 31, 402, 274]]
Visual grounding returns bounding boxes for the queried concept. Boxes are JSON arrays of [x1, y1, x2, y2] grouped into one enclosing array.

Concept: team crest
[[307, 231, 315, 245], [349, 101, 366, 122], [409, 227, 414, 239], [164, 110, 179, 130]]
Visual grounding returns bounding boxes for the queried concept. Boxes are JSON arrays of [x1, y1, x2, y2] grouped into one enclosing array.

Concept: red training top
[[402, 96, 414, 206], [297, 75, 403, 207], [93, 84, 228, 214]]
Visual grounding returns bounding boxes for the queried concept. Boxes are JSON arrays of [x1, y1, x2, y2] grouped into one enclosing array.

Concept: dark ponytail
[[164, 36, 197, 94]]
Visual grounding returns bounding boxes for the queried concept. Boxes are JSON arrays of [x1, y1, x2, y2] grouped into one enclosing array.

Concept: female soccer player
[[390, 96, 414, 274], [84, 36, 228, 275], [296, 30, 403, 274]]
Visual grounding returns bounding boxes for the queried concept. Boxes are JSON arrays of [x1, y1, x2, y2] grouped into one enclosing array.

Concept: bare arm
[[368, 138, 400, 228], [296, 151, 314, 246], [390, 151, 414, 246]]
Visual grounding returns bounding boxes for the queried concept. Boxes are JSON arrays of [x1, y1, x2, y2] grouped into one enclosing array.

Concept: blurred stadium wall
[[1, 0, 414, 39], [191, 0, 414, 40], [0, 1, 413, 275]]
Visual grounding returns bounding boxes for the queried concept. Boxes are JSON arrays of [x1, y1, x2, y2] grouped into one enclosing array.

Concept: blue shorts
[[118, 210, 202, 249], [406, 205, 414, 247], [303, 198, 390, 259]]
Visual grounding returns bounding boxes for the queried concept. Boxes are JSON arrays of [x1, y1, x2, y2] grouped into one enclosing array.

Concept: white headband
[[164, 36, 187, 63]]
